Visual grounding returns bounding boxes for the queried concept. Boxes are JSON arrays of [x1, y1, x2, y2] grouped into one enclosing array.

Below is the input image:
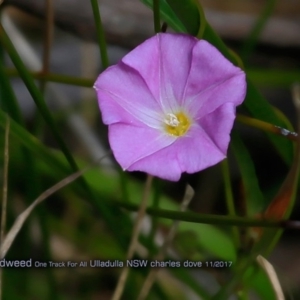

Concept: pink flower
[[94, 33, 246, 181]]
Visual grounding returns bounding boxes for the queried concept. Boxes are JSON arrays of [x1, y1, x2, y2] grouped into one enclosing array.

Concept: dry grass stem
[[0, 154, 110, 259], [112, 174, 154, 300], [256, 255, 285, 300], [137, 185, 194, 300]]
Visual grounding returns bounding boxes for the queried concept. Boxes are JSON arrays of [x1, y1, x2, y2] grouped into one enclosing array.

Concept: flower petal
[[175, 125, 225, 174], [183, 40, 246, 118], [94, 63, 162, 128], [108, 123, 176, 170], [128, 145, 182, 181], [122, 33, 197, 112], [94, 33, 247, 181], [186, 72, 246, 120], [198, 102, 236, 154], [128, 124, 225, 181]]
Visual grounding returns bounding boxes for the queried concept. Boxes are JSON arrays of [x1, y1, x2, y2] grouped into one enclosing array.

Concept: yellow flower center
[[164, 112, 191, 136]]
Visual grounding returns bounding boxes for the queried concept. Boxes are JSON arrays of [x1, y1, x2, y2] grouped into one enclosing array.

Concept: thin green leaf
[[153, 0, 161, 33], [221, 159, 240, 248], [90, 0, 109, 69], [231, 131, 265, 216], [0, 57, 24, 124], [0, 22, 78, 173], [141, 0, 187, 32], [244, 82, 293, 165], [166, 0, 200, 36], [240, 0, 278, 63]]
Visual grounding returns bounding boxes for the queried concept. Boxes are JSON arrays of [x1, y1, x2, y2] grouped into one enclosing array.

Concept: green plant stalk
[[166, 0, 199, 36], [119, 170, 130, 203], [194, 0, 206, 39], [7, 68, 300, 89], [148, 178, 162, 257], [115, 201, 289, 228], [153, 0, 161, 33], [221, 159, 240, 248], [240, 0, 278, 62], [0, 22, 80, 173], [0, 61, 23, 124], [245, 82, 293, 165], [231, 132, 265, 216], [142, 0, 187, 32], [236, 114, 298, 142], [5, 68, 94, 87], [90, 0, 109, 69]]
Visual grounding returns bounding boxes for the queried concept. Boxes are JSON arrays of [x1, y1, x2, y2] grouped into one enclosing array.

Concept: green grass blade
[[231, 131, 265, 216], [166, 0, 200, 36], [0, 55, 24, 124], [90, 0, 109, 69], [0, 22, 79, 173], [141, 0, 187, 32], [240, 0, 278, 63]]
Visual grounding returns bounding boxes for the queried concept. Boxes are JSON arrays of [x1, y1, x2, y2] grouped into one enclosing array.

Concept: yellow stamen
[[164, 112, 191, 136]]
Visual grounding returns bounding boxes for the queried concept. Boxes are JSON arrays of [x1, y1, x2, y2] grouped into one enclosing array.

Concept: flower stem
[[221, 160, 240, 248], [236, 114, 298, 142], [90, 0, 109, 69], [112, 175, 154, 300], [148, 178, 162, 257], [5, 68, 94, 87], [115, 201, 294, 229], [153, 0, 161, 33]]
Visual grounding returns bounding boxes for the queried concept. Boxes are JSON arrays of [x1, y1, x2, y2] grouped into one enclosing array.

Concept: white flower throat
[[164, 112, 191, 136], [165, 113, 180, 127]]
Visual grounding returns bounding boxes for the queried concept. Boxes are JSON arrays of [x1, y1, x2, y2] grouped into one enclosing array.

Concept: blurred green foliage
[[0, 0, 299, 299]]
